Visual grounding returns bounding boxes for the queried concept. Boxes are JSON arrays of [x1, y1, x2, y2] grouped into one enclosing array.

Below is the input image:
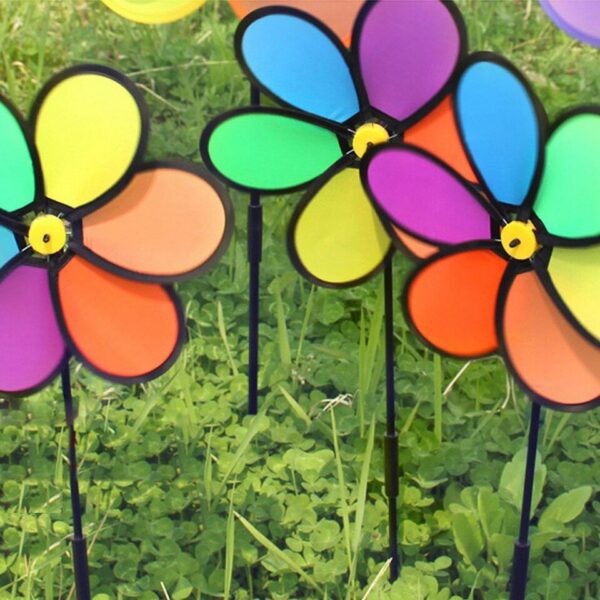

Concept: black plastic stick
[[509, 401, 542, 600], [61, 363, 91, 600], [383, 255, 399, 582], [247, 84, 261, 416]]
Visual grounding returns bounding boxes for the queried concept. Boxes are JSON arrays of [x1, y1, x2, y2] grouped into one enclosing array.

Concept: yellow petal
[[291, 166, 390, 286], [34, 67, 146, 210]]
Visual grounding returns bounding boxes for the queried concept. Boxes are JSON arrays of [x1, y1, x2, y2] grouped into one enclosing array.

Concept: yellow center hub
[[500, 220, 538, 260], [352, 123, 389, 158], [28, 214, 67, 256]]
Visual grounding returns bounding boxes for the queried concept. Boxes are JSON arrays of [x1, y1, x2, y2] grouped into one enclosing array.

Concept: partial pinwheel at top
[[200, 0, 480, 287], [0, 64, 232, 395], [539, 0, 600, 47], [361, 52, 600, 410], [100, 0, 207, 24]]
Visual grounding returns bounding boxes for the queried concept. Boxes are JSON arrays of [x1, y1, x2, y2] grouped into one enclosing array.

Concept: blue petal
[[239, 12, 360, 123], [456, 59, 542, 206], [0, 226, 18, 271]]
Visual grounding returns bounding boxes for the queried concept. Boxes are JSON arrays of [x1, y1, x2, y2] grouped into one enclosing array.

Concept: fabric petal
[[362, 145, 492, 246], [539, 0, 600, 47], [533, 112, 600, 240], [404, 245, 508, 357], [500, 268, 600, 410], [80, 163, 231, 281], [455, 55, 543, 207], [391, 226, 438, 261], [0, 264, 66, 394], [355, 0, 464, 123], [229, 0, 362, 46], [237, 9, 360, 122], [542, 245, 600, 344], [32, 65, 147, 211], [290, 165, 390, 287], [0, 226, 19, 271], [201, 108, 343, 193], [404, 96, 477, 184], [101, 0, 206, 24], [56, 256, 183, 382], [0, 99, 37, 213]]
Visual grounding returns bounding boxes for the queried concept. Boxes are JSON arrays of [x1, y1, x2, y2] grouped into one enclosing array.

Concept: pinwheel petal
[[55, 257, 183, 382], [392, 226, 437, 261], [355, 0, 464, 123], [80, 163, 231, 281], [456, 56, 543, 207], [237, 9, 359, 122], [543, 245, 600, 344], [534, 112, 600, 240], [404, 96, 477, 183], [539, 0, 600, 47], [0, 227, 18, 270], [32, 65, 147, 211], [0, 264, 66, 394], [201, 109, 343, 193], [0, 100, 37, 213], [362, 145, 492, 246], [405, 246, 507, 357], [290, 165, 390, 286], [500, 269, 600, 409], [101, 0, 206, 24], [229, 0, 363, 46]]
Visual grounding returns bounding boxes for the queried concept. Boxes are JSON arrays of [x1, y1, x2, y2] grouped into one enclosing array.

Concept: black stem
[[61, 363, 91, 600], [248, 84, 261, 416], [509, 402, 542, 600], [383, 255, 399, 582]]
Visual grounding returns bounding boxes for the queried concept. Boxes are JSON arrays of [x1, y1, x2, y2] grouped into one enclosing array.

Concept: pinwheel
[[539, 0, 600, 47], [363, 52, 599, 600], [200, 0, 477, 581], [100, 0, 207, 24], [0, 64, 232, 600]]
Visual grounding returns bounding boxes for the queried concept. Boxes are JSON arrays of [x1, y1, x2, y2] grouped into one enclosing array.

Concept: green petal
[[0, 101, 36, 212], [547, 245, 600, 343], [202, 109, 343, 192], [534, 113, 600, 239]]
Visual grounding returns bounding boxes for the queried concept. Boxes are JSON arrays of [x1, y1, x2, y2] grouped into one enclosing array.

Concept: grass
[[0, 0, 600, 599]]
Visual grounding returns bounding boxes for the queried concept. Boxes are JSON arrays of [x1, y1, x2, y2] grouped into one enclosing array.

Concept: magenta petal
[[356, 0, 463, 123], [0, 265, 66, 394], [364, 146, 491, 245]]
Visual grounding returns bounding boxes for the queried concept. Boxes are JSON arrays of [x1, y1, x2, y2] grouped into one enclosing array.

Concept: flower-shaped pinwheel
[[362, 52, 600, 410], [101, 0, 207, 23], [0, 64, 232, 395], [201, 0, 477, 287], [539, 0, 600, 47]]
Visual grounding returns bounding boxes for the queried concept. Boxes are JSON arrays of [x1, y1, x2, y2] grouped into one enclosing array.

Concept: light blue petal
[[240, 13, 360, 123], [0, 226, 18, 270], [456, 60, 541, 206]]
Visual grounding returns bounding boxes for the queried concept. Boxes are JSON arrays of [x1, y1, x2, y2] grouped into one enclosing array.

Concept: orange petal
[[56, 256, 182, 381], [81, 164, 231, 281], [405, 246, 507, 357], [228, 0, 363, 46], [405, 96, 477, 183], [501, 269, 600, 409], [391, 225, 438, 260]]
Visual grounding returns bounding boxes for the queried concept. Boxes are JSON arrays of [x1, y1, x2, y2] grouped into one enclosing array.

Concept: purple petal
[[356, 0, 463, 122], [0, 264, 66, 394], [364, 146, 492, 245]]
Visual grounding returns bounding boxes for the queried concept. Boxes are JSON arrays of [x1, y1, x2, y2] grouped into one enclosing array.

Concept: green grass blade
[[234, 512, 323, 593], [223, 490, 236, 599], [330, 410, 353, 574], [278, 385, 311, 428], [216, 396, 272, 496]]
